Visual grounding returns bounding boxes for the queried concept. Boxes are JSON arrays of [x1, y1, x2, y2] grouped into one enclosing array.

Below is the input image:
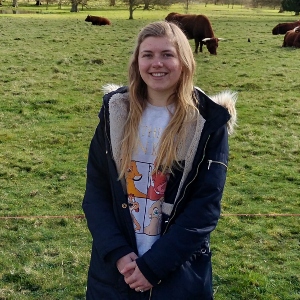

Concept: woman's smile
[[151, 72, 167, 77]]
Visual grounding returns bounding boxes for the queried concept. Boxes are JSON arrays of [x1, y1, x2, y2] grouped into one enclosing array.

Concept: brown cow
[[272, 20, 300, 35], [85, 15, 111, 26], [282, 28, 300, 48], [165, 12, 223, 55]]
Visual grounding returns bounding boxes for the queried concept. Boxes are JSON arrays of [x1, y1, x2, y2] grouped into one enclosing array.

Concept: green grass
[[0, 2, 299, 299]]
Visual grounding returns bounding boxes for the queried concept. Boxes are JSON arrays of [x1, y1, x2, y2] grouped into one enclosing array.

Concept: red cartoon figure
[[147, 165, 169, 201]]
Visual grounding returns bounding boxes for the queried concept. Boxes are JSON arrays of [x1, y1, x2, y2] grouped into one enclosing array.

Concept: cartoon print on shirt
[[147, 164, 169, 201], [126, 113, 172, 242], [128, 194, 141, 232], [126, 160, 169, 236], [125, 160, 147, 199], [144, 199, 163, 235]]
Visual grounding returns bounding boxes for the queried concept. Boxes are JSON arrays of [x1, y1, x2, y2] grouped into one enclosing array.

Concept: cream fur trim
[[108, 93, 129, 175], [102, 83, 123, 95], [210, 90, 237, 135]]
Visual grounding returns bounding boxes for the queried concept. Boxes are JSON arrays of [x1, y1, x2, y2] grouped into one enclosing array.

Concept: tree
[[126, 0, 142, 19], [70, 0, 87, 12], [143, 0, 177, 9], [249, 0, 282, 8], [124, 0, 176, 19], [70, 0, 79, 12], [281, 0, 300, 15]]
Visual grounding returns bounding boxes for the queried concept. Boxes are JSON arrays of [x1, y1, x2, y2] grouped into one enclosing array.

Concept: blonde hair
[[119, 21, 198, 178]]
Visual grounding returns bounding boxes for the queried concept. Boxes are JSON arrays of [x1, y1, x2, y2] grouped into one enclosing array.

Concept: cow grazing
[[282, 29, 300, 48], [85, 15, 111, 26], [272, 20, 300, 35], [165, 12, 224, 55]]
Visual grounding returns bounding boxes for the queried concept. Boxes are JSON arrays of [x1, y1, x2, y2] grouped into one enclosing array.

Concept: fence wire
[[0, 213, 299, 220]]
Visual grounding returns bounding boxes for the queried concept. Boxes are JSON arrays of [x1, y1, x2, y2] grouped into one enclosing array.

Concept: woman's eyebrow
[[141, 49, 174, 53]]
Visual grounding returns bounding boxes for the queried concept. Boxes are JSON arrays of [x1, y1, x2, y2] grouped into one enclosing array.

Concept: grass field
[[0, 2, 299, 299]]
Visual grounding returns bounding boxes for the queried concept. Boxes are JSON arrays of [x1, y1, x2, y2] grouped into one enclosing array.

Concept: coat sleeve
[[136, 124, 229, 285], [82, 106, 134, 265]]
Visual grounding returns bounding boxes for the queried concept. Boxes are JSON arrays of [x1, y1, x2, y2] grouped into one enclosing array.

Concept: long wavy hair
[[119, 21, 198, 178]]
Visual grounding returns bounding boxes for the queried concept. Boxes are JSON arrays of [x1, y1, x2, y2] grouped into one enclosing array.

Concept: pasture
[[0, 3, 299, 299]]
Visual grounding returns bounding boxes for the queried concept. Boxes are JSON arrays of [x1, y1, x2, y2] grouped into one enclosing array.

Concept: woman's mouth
[[151, 72, 166, 77]]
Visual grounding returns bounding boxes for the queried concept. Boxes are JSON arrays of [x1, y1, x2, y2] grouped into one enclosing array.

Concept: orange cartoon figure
[[125, 161, 147, 199]]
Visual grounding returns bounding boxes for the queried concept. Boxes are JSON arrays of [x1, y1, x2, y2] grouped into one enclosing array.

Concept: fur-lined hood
[[102, 83, 237, 135]]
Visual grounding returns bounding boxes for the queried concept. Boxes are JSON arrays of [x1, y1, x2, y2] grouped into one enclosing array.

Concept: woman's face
[[138, 36, 183, 105]]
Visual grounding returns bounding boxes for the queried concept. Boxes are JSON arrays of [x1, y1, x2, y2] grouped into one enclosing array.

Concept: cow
[[272, 20, 300, 35], [85, 15, 111, 26], [282, 28, 300, 48], [165, 12, 224, 55]]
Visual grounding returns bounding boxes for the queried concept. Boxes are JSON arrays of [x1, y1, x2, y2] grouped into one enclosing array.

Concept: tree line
[[4, 0, 299, 17]]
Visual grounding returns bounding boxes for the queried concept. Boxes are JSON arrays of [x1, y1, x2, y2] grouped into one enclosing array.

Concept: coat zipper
[[148, 136, 211, 300], [207, 160, 227, 170], [162, 136, 210, 235]]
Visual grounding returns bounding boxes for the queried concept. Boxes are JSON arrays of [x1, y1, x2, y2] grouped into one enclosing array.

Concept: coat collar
[[102, 84, 237, 136]]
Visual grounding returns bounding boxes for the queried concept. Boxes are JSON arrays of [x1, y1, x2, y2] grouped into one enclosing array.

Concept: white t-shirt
[[125, 102, 173, 256]]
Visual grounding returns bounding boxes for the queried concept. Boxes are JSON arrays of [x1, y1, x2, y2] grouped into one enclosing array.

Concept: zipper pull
[[208, 160, 212, 170]]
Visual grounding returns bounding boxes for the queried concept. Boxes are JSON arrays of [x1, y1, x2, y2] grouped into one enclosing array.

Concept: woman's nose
[[152, 60, 163, 67]]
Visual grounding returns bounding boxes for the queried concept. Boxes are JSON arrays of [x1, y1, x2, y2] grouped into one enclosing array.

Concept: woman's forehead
[[139, 36, 176, 52]]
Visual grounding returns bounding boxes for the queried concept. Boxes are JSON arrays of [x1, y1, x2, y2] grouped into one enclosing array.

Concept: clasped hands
[[116, 252, 153, 292]]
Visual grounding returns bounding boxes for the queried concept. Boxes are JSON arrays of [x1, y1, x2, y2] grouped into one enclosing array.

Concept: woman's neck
[[147, 90, 173, 107]]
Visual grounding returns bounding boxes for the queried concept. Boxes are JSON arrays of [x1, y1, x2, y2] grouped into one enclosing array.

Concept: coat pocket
[[202, 158, 228, 190], [87, 245, 128, 295], [151, 248, 213, 299], [207, 159, 227, 170]]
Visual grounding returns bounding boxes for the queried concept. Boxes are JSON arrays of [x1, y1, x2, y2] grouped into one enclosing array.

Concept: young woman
[[82, 21, 237, 299]]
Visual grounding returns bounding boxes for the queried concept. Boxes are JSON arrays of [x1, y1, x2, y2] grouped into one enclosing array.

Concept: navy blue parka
[[82, 86, 235, 300]]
